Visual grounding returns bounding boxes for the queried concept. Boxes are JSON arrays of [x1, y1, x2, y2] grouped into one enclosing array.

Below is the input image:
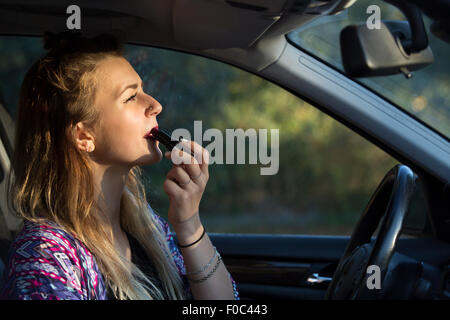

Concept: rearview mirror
[[340, 21, 434, 78]]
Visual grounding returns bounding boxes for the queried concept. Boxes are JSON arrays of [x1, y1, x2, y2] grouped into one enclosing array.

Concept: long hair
[[7, 32, 186, 299]]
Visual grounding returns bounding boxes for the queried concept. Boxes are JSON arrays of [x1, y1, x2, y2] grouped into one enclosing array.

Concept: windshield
[[287, 0, 450, 139]]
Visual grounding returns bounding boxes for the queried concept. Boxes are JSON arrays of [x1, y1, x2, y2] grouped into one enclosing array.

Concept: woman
[[0, 32, 239, 300]]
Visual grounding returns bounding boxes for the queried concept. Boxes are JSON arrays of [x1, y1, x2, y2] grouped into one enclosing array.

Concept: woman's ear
[[74, 122, 96, 153]]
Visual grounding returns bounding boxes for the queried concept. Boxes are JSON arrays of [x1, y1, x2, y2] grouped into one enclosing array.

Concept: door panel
[[209, 234, 348, 300], [208, 234, 450, 300]]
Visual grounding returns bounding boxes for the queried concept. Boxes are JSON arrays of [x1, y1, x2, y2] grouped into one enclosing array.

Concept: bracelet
[[178, 226, 206, 248], [185, 246, 218, 276], [187, 254, 222, 284]]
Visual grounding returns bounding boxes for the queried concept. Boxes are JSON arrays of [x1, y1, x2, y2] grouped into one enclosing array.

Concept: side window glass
[[0, 36, 400, 236], [126, 45, 398, 235], [0, 37, 44, 119]]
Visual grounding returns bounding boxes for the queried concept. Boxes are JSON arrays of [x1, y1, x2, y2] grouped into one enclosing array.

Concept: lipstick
[[149, 127, 178, 151], [149, 127, 196, 158]]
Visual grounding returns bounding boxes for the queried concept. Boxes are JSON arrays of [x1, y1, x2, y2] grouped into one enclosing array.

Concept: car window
[[0, 36, 45, 118], [125, 44, 400, 235], [287, 0, 450, 140], [0, 35, 400, 236]]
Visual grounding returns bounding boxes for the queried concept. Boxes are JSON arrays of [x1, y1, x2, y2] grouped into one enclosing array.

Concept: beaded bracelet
[[185, 246, 218, 276], [187, 254, 222, 284]]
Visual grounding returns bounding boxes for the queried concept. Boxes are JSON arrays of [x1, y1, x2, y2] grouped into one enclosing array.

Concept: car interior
[[0, 0, 449, 300]]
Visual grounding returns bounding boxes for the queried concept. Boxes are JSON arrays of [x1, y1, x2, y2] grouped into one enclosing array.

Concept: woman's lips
[[144, 125, 159, 139]]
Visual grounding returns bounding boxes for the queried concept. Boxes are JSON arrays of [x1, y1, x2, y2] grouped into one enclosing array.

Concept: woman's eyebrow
[[118, 81, 144, 98]]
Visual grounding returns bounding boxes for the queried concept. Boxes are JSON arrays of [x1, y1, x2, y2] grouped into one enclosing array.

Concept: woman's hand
[[162, 140, 210, 242]]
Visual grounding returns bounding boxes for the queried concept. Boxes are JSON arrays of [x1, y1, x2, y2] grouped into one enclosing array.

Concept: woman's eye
[[125, 93, 137, 103]]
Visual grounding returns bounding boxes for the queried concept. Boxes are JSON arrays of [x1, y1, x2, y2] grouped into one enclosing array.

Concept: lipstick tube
[[150, 128, 196, 158]]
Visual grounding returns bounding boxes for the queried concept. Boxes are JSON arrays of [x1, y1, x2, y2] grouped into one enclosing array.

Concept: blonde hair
[[7, 32, 186, 299]]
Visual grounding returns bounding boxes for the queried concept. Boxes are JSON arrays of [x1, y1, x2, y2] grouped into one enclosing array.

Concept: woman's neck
[[90, 162, 130, 239]]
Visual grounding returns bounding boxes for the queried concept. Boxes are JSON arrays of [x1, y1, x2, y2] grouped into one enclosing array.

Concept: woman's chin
[[145, 147, 163, 165], [154, 148, 164, 162], [132, 139, 163, 166]]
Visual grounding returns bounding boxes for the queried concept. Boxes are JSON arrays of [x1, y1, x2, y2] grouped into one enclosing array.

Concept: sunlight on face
[[90, 56, 163, 168]]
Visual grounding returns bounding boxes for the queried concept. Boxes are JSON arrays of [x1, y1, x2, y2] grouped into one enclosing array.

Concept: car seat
[[0, 237, 11, 283]]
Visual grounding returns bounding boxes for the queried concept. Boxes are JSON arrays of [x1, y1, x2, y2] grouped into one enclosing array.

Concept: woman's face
[[87, 56, 163, 167]]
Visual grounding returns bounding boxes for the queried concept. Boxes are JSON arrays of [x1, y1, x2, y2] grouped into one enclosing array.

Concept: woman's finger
[[175, 140, 210, 177], [166, 142, 204, 176], [169, 142, 198, 166], [163, 178, 184, 199], [166, 155, 205, 190], [166, 165, 193, 188]]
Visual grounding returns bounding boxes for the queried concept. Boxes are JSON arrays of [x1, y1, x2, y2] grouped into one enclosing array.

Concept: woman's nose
[[145, 95, 163, 117]]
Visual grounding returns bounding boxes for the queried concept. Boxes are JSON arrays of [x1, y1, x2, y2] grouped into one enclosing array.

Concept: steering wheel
[[325, 164, 416, 299]]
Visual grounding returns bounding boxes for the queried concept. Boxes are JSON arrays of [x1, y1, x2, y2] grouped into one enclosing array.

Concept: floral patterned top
[[0, 205, 239, 300]]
